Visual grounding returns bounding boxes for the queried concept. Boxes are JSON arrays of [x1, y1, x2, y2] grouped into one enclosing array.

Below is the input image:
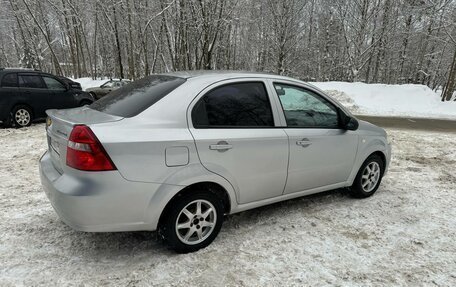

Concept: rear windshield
[[90, 75, 186, 117]]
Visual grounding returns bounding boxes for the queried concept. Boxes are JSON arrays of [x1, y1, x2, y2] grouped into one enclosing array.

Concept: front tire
[[160, 191, 224, 253], [350, 154, 385, 198], [11, 105, 33, 128]]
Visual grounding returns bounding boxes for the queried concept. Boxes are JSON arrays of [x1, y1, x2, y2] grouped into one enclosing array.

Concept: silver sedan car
[[40, 71, 391, 253]]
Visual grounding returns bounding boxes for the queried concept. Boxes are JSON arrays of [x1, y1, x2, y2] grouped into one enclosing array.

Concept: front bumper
[[39, 151, 162, 232]]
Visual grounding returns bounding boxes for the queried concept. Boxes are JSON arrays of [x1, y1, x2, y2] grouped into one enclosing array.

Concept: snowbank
[[311, 82, 456, 120], [71, 77, 129, 91], [71, 77, 108, 90]]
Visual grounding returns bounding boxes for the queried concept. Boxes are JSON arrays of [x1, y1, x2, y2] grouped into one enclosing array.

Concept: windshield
[[90, 75, 186, 117], [101, 81, 115, 88]]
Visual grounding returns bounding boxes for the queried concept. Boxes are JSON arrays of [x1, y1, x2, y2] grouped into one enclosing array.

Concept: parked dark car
[[86, 79, 131, 99], [0, 68, 94, 127], [57, 76, 82, 90]]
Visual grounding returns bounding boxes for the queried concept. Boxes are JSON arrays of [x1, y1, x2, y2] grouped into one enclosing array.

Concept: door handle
[[296, 138, 312, 147], [209, 141, 232, 151]]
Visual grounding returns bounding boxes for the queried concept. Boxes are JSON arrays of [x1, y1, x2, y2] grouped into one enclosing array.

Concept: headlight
[[46, 117, 52, 129]]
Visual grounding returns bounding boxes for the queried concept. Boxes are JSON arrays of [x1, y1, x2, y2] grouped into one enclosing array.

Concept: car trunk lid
[[45, 107, 123, 173]]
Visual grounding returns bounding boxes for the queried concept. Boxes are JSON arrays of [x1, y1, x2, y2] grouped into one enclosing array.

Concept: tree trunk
[[126, 0, 135, 80], [372, 0, 391, 83], [22, 0, 62, 75], [442, 47, 456, 101], [399, 14, 412, 82], [93, 3, 98, 79], [112, 4, 124, 79]]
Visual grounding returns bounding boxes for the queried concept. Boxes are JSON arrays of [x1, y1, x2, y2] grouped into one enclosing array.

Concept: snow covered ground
[[1, 124, 455, 286], [312, 82, 456, 120]]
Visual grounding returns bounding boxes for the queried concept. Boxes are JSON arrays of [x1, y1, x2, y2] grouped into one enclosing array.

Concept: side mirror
[[345, 117, 359, 130], [339, 109, 359, 131], [276, 88, 285, 96]]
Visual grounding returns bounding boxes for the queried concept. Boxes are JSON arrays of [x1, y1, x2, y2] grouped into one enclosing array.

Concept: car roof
[[0, 68, 41, 73], [0, 69, 57, 78], [132, 70, 353, 126], [163, 70, 302, 82]]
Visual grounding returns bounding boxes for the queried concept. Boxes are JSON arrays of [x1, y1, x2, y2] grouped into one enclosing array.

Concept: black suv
[[0, 68, 94, 127]]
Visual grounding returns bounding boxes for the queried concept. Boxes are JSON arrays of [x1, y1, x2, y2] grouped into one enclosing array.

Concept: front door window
[[274, 83, 339, 128]]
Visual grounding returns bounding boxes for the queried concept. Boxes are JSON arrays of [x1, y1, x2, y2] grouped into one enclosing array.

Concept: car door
[[18, 73, 50, 118], [0, 73, 20, 117], [99, 81, 115, 97], [188, 79, 289, 204], [42, 75, 76, 109], [271, 82, 358, 194]]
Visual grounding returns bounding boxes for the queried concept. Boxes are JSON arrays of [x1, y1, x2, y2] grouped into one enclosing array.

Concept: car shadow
[[222, 188, 352, 228]]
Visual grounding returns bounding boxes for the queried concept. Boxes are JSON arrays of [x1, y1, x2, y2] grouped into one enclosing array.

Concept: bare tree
[[0, 0, 454, 99]]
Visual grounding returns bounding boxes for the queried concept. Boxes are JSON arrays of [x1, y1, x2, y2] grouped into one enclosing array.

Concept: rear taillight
[[66, 125, 116, 171]]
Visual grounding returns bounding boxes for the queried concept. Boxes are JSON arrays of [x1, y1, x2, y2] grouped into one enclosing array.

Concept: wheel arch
[[347, 137, 389, 185], [144, 165, 237, 231], [370, 150, 386, 168], [157, 181, 231, 230], [79, 99, 93, 106], [12, 102, 34, 116]]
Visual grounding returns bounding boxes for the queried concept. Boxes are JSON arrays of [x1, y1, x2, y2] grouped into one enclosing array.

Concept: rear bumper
[[39, 151, 163, 232]]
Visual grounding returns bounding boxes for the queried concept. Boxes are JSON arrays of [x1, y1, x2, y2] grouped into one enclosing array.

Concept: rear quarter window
[[90, 75, 186, 117], [1, 73, 18, 87]]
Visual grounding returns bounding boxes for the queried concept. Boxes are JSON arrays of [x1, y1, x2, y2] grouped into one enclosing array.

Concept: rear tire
[[1, 116, 11, 128], [159, 191, 224, 253], [11, 105, 33, 128], [350, 154, 385, 198], [89, 92, 98, 100]]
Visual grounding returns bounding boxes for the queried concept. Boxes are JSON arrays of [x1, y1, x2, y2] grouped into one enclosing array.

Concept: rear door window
[[192, 82, 274, 128], [1, 73, 18, 87], [18, 74, 46, 89], [90, 75, 186, 117]]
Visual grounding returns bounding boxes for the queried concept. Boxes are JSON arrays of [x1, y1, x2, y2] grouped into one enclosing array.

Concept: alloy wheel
[[175, 199, 217, 245], [15, 109, 31, 126], [361, 162, 381, 192]]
